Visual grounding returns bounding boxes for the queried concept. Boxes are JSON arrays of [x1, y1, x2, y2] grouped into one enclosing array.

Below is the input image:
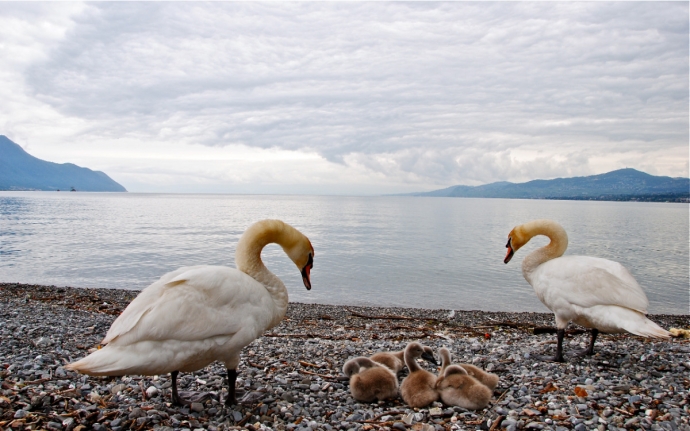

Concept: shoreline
[[1, 283, 689, 431], [1, 282, 687, 317]]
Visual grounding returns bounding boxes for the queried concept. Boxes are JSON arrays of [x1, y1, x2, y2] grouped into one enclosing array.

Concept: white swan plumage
[[504, 219, 669, 362], [66, 219, 314, 405]]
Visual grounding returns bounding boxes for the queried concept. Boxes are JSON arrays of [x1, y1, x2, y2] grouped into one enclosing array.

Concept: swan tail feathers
[[65, 349, 123, 376], [64, 347, 144, 376], [102, 307, 153, 344], [625, 317, 671, 339]]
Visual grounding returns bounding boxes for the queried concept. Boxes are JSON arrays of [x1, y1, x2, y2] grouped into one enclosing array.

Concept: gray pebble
[[111, 383, 126, 394], [1, 286, 688, 431], [129, 407, 146, 419]]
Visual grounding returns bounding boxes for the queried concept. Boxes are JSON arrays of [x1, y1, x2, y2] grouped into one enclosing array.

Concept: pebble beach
[[1, 283, 688, 431]]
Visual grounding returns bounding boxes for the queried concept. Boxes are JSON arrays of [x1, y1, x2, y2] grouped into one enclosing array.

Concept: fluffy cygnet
[[436, 365, 492, 410], [400, 342, 439, 408], [370, 345, 436, 374], [369, 350, 405, 374], [438, 347, 499, 391], [342, 357, 399, 402]]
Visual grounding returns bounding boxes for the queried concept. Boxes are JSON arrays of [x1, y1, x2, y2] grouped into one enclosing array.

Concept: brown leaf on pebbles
[[522, 408, 541, 417], [539, 382, 558, 393], [574, 386, 588, 397]]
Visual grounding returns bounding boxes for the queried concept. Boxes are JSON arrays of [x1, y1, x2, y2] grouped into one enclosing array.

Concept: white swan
[[66, 219, 314, 405], [504, 219, 670, 362]]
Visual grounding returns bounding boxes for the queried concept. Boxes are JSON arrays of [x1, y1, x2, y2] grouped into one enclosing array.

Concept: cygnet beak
[[421, 351, 437, 365]]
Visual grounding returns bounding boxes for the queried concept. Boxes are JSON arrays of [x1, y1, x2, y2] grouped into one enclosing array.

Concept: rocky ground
[[0, 283, 688, 431]]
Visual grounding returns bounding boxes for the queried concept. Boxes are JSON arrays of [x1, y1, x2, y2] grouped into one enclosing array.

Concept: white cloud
[[0, 2, 687, 193]]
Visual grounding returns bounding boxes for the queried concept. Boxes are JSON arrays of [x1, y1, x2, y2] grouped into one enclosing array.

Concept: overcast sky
[[1, 2, 688, 194]]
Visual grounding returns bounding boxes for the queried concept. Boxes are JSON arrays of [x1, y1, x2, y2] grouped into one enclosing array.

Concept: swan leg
[[552, 329, 565, 362], [225, 368, 238, 406], [535, 328, 565, 362], [586, 328, 599, 355], [575, 328, 599, 357], [171, 371, 191, 406]]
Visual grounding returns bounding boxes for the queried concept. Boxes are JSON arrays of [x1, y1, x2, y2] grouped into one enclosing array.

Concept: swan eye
[[505, 237, 512, 248]]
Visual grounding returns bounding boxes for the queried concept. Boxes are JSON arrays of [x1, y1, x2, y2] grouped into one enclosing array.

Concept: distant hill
[[0, 135, 126, 192], [409, 169, 689, 202]]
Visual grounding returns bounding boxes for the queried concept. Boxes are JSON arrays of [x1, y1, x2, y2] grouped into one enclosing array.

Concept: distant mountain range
[[408, 169, 689, 202], [0, 135, 126, 192]]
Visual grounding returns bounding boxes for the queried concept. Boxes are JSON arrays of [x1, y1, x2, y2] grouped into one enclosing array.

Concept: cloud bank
[[1, 2, 687, 193]]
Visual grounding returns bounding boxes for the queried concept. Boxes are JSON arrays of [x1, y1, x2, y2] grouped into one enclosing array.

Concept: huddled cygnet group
[[343, 341, 498, 409], [65, 218, 671, 409]]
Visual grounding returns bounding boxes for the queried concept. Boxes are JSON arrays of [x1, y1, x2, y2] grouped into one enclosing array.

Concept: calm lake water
[[0, 192, 687, 314]]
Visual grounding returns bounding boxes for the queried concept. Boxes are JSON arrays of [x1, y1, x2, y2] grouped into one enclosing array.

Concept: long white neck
[[520, 219, 568, 282], [235, 220, 295, 321]]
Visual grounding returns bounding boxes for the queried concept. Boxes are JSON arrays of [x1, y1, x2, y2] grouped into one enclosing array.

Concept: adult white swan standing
[[504, 219, 669, 362], [66, 219, 314, 405]]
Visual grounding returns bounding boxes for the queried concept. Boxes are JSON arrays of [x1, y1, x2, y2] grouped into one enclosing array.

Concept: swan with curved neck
[[66, 219, 314, 405], [505, 219, 669, 362]]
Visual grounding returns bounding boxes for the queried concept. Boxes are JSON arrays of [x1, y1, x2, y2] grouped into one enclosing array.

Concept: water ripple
[[0, 192, 687, 314]]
